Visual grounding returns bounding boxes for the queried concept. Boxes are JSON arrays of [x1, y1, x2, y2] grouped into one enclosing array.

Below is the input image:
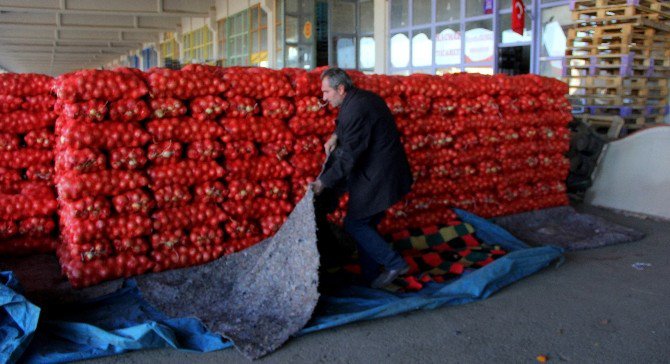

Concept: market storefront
[[109, 0, 572, 80], [384, 0, 571, 78]]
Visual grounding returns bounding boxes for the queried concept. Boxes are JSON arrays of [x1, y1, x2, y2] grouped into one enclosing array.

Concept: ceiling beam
[[0, 5, 209, 17], [0, 44, 132, 52], [0, 36, 145, 45], [0, 23, 176, 33]]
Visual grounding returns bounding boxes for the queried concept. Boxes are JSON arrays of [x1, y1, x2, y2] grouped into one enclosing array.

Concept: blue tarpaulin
[[1, 209, 562, 363]]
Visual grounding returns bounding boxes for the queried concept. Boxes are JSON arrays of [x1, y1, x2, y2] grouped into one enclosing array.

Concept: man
[[311, 67, 413, 289]]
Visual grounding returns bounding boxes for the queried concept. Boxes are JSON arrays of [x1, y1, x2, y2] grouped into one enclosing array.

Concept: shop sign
[[303, 21, 313, 39], [464, 28, 494, 63], [484, 0, 493, 14], [390, 33, 410, 68], [435, 28, 461, 65]]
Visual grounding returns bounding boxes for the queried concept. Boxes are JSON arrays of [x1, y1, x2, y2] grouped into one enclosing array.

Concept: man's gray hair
[[321, 67, 354, 91]]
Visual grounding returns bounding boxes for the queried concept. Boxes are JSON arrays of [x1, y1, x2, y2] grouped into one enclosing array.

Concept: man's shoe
[[370, 265, 409, 289]]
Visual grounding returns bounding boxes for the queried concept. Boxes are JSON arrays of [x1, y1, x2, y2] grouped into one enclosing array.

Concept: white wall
[[585, 126, 670, 220], [216, 0, 260, 20], [182, 17, 208, 33]]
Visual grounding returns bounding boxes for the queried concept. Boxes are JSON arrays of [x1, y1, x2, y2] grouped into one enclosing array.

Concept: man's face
[[321, 77, 346, 108]]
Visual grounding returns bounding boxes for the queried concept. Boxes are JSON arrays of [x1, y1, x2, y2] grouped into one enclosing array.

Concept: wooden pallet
[[568, 94, 668, 107], [572, 3, 670, 22], [565, 52, 670, 66], [563, 76, 670, 89], [564, 53, 670, 77], [573, 15, 670, 33], [623, 116, 668, 129], [574, 113, 666, 132], [572, 0, 670, 9], [565, 43, 669, 58], [569, 22, 670, 42], [568, 87, 669, 99], [572, 104, 669, 121], [564, 76, 668, 88], [573, 114, 625, 138], [565, 77, 669, 100], [566, 24, 670, 56]]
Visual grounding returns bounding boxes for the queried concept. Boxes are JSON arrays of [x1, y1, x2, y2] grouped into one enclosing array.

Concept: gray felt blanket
[[492, 205, 645, 251], [135, 190, 320, 359]]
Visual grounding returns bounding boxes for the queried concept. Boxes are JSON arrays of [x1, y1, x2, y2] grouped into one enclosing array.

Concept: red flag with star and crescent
[[512, 0, 526, 35]]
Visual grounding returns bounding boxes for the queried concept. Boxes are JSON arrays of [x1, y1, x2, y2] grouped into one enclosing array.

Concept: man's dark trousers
[[315, 188, 406, 283], [343, 212, 407, 283]]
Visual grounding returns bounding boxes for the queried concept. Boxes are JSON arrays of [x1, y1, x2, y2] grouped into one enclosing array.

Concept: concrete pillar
[[156, 45, 165, 67], [261, 0, 277, 68], [175, 25, 184, 63], [208, 7, 219, 62], [374, 0, 388, 74], [134, 50, 142, 70]]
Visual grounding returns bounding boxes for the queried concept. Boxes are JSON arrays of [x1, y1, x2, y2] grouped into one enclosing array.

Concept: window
[[539, 60, 563, 78], [127, 55, 140, 68], [332, 0, 356, 68], [358, 0, 375, 71], [217, 19, 227, 65], [250, 5, 269, 66], [359, 36, 375, 69], [466, 0, 488, 18], [465, 20, 494, 64], [539, 4, 571, 78], [391, 0, 409, 28], [160, 33, 179, 63], [286, 0, 298, 13], [286, 15, 299, 43], [499, 10, 532, 43], [390, 0, 494, 74], [499, 0, 534, 10], [413, 0, 432, 25], [464, 66, 494, 75], [200, 27, 214, 61], [390, 32, 410, 68], [335, 37, 356, 68], [287, 45, 299, 67], [333, 1, 356, 33], [541, 5, 570, 58], [435, 25, 461, 65], [276, 0, 285, 68], [436, 66, 461, 75], [436, 0, 460, 22], [412, 29, 433, 67], [142, 47, 157, 70], [359, 0, 374, 34], [228, 10, 249, 66], [330, 0, 373, 71], [182, 31, 193, 62], [181, 27, 212, 64], [284, 0, 314, 69]]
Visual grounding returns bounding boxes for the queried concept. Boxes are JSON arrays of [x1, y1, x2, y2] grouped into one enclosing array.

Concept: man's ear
[[337, 84, 346, 95]]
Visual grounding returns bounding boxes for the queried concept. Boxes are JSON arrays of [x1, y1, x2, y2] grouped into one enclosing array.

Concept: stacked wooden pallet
[[564, 0, 670, 134]]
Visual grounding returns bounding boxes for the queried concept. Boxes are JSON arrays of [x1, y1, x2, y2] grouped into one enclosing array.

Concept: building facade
[[108, 0, 571, 79]]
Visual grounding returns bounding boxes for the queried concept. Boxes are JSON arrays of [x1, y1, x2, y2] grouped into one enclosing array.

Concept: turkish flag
[[512, 0, 526, 36]]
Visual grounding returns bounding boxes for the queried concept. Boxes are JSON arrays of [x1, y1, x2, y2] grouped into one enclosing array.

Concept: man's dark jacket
[[320, 87, 413, 219]]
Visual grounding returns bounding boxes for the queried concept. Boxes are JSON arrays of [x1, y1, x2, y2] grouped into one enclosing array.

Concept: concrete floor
[[79, 204, 670, 363]]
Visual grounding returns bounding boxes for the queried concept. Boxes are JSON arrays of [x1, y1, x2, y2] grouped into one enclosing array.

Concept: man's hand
[[324, 134, 337, 156], [311, 179, 325, 195]]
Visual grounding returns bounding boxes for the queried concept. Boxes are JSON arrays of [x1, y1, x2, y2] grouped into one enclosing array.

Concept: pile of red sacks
[[0, 73, 59, 254], [377, 73, 571, 235], [53, 69, 155, 287], [0, 66, 572, 287]]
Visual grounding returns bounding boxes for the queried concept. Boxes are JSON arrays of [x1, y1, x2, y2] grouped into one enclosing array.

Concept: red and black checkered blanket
[[334, 216, 507, 292]]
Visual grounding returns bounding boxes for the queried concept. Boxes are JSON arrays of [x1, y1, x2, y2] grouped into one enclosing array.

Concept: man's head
[[321, 67, 353, 108]]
